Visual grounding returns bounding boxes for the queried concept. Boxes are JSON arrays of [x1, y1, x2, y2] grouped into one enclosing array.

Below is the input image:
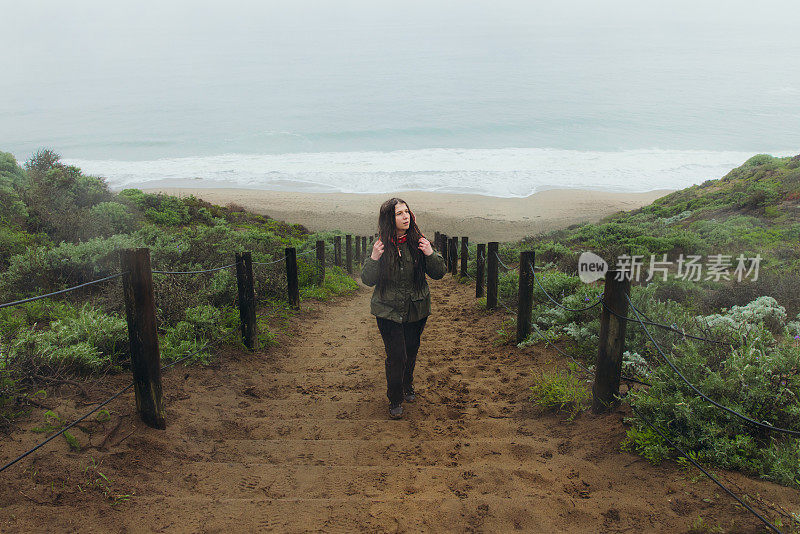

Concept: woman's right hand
[[371, 239, 384, 260]]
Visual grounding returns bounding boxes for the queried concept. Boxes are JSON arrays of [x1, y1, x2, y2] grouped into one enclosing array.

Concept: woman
[[361, 198, 446, 419]]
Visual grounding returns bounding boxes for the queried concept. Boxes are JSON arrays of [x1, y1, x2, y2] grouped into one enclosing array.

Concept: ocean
[[2, 0, 798, 197]]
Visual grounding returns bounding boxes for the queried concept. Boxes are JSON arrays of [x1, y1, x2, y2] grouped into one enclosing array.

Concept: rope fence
[[624, 293, 800, 437], [493, 251, 517, 273], [595, 293, 735, 346], [631, 404, 781, 533], [530, 265, 602, 312], [0, 320, 245, 475], [495, 293, 649, 387], [151, 263, 236, 275], [0, 273, 126, 310], [0, 233, 375, 474], [433, 235, 797, 531]]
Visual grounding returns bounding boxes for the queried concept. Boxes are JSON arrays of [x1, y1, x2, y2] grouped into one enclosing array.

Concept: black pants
[[376, 316, 428, 406]]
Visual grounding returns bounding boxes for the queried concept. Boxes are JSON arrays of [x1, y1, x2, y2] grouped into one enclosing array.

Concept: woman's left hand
[[418, 237, 433, 256]]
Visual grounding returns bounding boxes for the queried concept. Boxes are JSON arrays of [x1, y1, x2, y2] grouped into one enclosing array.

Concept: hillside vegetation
[[0, 149, 357, 429], [476, 154, 800, 489]]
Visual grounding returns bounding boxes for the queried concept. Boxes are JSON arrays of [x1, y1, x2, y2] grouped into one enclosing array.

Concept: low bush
[[160, 305, 239, 365], [627, 314, 800, 487], [7, 304, 128, 373], [300, 266, 358, 301], [518, 262, 800, 487], [528, 364, 591, 421]]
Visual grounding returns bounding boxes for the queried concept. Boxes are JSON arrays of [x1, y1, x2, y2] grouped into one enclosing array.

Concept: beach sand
[[146, 188, 673, 242]]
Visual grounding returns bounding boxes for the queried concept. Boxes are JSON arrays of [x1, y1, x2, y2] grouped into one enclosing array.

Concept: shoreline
[[145, 187, 673, 242]]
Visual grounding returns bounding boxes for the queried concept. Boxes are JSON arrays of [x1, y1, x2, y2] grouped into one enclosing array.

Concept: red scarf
[[393, 233, 408, 257]]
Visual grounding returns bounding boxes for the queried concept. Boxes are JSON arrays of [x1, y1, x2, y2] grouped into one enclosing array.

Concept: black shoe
[[403, 388, 416, 403], [389, 404, 403, 419]]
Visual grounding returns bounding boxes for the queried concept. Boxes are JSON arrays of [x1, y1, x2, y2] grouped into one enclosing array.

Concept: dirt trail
[[1, 277, 798, 533]]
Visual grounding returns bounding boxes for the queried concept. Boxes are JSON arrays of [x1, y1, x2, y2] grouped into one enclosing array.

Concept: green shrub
[[12, 330, 105, 373], [160, 322, 210, 365], [22, 151, 114, 241], [531, 281, 602, 331], [698, 296, 788, 336], [296, 258, 318, 288], [497, 242, 520, 265], [0, 181, 28, 227], [0, 227, 46, 268], [516, 255, 800, 486], [184, 305, 231, 337], [0, 159, 327, 428], [0, 299, 78, 339], [87, 201, 136, 236], [0, 151, 26, 188], [498, 270, 518, 303], [144, 196, 191, 226], [744, 154, 776, 167], [0, 233, 138, 298], [160, 305, 239, 365], [621, 425, 670, 465], [534, 241, 573, 264], [627, 315, 800, 487], [7, 304, 128, 373], [118, 188, 148, 208], [738, 182, 780, 210], [528, 364, 590, 421], [560, 319, 600, 359], [533, 270, 580, 303], [300, 266, 358, 301], [650, 277, 702, 310], [208, 269, 237, 306]]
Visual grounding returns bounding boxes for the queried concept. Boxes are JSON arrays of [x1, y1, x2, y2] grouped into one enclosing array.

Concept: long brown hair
[[376, 197, 427, 296]]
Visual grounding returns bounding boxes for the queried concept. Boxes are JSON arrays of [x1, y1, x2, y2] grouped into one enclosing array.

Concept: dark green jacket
[[361, 240, 446, 323]]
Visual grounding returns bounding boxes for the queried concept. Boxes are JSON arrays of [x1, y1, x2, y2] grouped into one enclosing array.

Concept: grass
[[528, 364, 591, 421], [299, 266, 359, 301]]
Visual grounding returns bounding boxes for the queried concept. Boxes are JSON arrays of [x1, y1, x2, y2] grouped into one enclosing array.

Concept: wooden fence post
[[516, 251, 534, 344], [362, 236, 367, 262], [235, 252, 257, 350], [334, 236, 342, 267], [449, 237, 458, 275], [592, 270, 631, 413], [355, 236, 361, 266], [460, 237, 468, 278], [487, 242, 499, 309], [121, 248, 165, 429], [316, 240, 325, 286], [346, 235, 353, 274], [476, 244, 485, 298], [434, 231, 440, 251], [441, 234, 448, 265], [285, 247, 299, 308]]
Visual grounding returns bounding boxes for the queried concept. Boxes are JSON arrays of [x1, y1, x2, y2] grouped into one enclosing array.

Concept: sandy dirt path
[[1, 277, 798, 532]]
